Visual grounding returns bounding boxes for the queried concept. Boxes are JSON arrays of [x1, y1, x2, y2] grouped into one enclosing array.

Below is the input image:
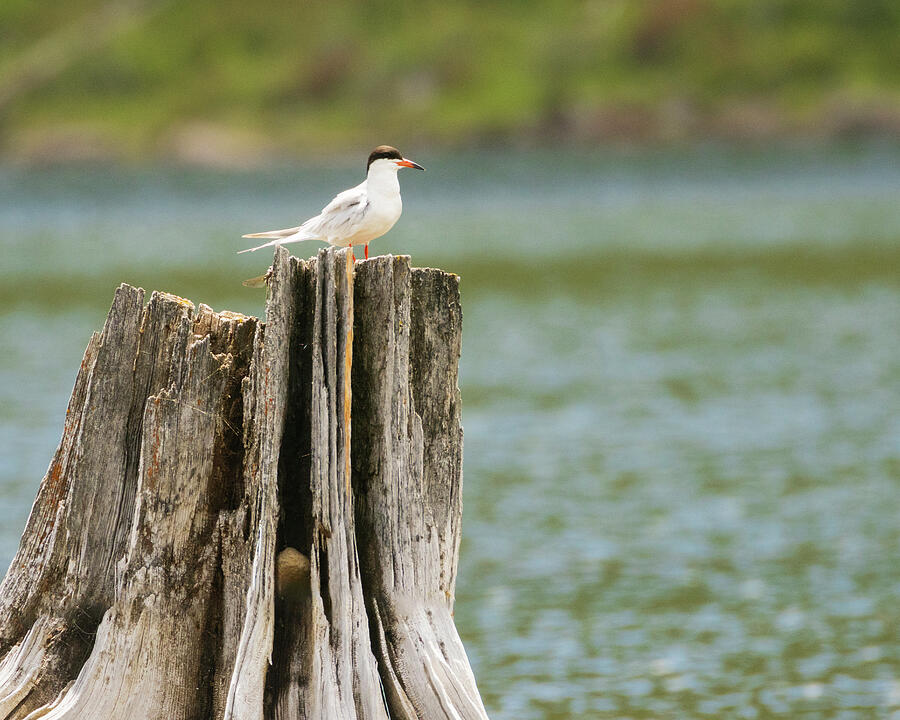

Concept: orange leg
[[349, 243, 356, 261], [365, 244, 369, 260]]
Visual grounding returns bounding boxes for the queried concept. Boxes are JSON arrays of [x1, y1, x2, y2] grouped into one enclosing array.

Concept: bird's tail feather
[[242, 225, 303, 240], [237, 233, 315, 254], [237, 238, 282, 254]]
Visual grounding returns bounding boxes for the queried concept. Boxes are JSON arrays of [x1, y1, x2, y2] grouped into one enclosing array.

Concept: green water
[[2, 146, 899, 718]]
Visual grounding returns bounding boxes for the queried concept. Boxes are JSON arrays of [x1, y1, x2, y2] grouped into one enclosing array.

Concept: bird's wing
[[238, 182, 368, 254], [304, 184, 370, 239]]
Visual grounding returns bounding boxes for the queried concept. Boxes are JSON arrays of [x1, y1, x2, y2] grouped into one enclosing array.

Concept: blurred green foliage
[[1, 0, 899, 160]]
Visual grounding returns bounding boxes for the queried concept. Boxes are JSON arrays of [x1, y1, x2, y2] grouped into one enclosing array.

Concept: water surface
[[2, 145, 899, 718]]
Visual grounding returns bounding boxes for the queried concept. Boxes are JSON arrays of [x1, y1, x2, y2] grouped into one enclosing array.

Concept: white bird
[[239, 145, 424, 261]]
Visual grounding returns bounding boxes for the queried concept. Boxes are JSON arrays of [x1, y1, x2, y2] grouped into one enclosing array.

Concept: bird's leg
[[349, 243, 356, 261], [365, 244, 369, 260]]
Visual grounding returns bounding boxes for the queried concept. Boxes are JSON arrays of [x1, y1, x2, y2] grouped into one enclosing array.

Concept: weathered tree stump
[[0, 247, 489, 720]]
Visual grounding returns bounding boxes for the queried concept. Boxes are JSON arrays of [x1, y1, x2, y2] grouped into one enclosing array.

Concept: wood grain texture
[[0, 247, 488, 719], [353, 257, 489, 720]]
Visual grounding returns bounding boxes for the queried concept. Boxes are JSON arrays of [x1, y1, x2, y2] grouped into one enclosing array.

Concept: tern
[[239, 145, 424, 261]]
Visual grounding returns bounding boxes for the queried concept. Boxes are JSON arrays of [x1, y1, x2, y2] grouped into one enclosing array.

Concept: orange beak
[[396, 158, 425, 171]]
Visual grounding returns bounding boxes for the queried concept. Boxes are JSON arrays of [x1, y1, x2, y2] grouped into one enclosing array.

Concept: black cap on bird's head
[[367, 145, 425, 172], [367, 145, 402, 167]]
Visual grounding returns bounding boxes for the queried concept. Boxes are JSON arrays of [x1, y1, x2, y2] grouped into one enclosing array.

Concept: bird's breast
[[370, 191, 402, 222], [364, 192, 402, 234]]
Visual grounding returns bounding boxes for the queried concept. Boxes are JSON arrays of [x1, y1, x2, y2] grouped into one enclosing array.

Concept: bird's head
[[367, 145, 425, 174]]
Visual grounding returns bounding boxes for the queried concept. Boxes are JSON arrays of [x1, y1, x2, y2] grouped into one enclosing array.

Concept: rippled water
[[2, 145, 899, 718]]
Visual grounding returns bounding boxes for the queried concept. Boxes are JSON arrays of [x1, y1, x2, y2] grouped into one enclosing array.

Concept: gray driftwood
[[0, 247, 489, 720]]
